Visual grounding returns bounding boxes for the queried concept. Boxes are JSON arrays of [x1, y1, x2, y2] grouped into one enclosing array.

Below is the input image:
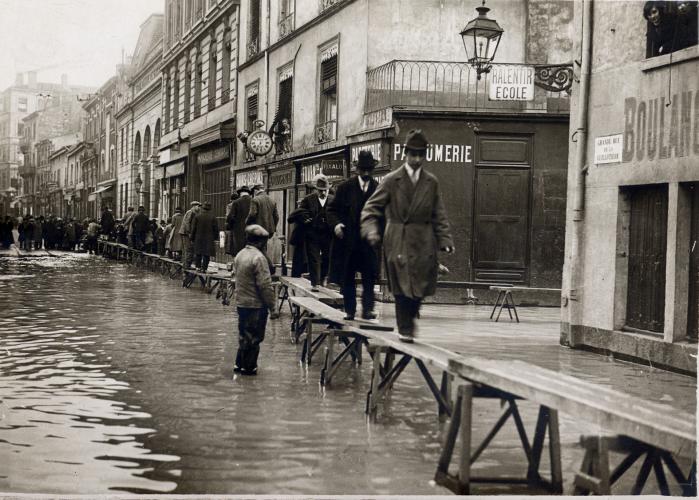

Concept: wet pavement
[[0, 253, 695, 495]]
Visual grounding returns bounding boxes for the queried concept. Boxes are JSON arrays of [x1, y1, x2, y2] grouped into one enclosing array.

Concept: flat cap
[[245, 224, 269, 239], [191, 200, 202, 206]]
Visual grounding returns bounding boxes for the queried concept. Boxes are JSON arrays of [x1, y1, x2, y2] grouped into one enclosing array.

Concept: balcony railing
[[279, 12, 294, 39], [321, 0, 341, 11], [365, 60, 571, 116], [315, 119, 337, 144]]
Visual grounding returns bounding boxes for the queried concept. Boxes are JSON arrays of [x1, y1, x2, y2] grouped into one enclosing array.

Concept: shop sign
[[488, 65, 535, 101], [392, 143, 472, 165], [300, 159, 346, 183], [622, 91, 699, 163], [198, 145, 229, 165], [165, 161, 186, 178], [594, 134, 623, 164], [350, 141, 383, 163], [236, 169, 264, 188], [153, 166, 164, 180], [268, 168, 295, 189]]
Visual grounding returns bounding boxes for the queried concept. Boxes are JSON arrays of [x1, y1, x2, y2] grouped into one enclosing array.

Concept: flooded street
[[1, 254, 695, 495], [0, 254, 448, 495]]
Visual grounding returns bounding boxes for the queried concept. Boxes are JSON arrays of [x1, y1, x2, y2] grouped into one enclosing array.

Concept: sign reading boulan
[[488, 65, 535, 102], [594, 134, 623, 164]]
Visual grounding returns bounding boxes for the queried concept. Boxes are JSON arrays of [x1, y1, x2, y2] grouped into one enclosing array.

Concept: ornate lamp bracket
[[533, 64, 574, 93]]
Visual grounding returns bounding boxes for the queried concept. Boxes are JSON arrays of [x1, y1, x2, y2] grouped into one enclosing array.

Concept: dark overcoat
[[299, 192, 334, 243], [327, 176, 379, 286], [226, 195, 251, 256], [360, 166, 453, 299], [191, 209, 219, 257]]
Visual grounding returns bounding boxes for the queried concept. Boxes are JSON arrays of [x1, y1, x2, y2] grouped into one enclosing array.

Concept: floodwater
[[0, 254, 449, 495], [0, 254, 695, 495]]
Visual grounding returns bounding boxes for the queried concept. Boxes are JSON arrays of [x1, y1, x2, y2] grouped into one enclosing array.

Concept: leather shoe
[[344, 313, 355, 321], [361, 311, 377, 320], [310, 286, 320, 292], [398, 333, 414, 343]]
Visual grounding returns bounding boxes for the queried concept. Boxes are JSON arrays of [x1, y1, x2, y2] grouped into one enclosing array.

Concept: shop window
[[248, 0, 261, 58], [270, 66, 293, 155], [644, 1, 698, 58], [317, 46, 338, 144]]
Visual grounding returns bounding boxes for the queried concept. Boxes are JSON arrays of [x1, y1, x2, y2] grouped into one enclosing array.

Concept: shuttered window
[[246, 93, 258, 131], [320, 55, 337, 92]]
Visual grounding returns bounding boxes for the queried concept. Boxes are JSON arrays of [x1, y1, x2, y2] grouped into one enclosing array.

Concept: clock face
[[247, 130, 273, 156]]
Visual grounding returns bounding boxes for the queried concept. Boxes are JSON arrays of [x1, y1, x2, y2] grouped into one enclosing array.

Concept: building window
[[164, 75, 171, 133], [208, 41, 218, 111], [245, 82, 259, 132], [18, 97, 28, 112], [279, 0, 294, 39], [644, 1, 698, 58], [222, 26, 232, 103], [317, 43, 338, 144], [271, 65, 293, 154], [194, 54, 203, 118], [248, 0, 261, 58], [184, 61, 191, 123], [173, 70, 180, 129]]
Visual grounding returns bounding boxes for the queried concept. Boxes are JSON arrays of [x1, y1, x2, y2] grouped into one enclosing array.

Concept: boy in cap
[[361, 129, 455, 342], [233, 224, 279, 375]]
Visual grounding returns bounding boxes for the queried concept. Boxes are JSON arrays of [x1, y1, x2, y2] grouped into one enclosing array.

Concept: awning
[[94, 184, 114, 195]]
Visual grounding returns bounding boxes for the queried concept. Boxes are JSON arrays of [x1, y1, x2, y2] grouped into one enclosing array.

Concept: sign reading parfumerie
[[489, 65, 535, 102]]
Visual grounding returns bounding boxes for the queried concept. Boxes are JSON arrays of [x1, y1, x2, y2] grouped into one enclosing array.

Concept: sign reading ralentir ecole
[[594, 134, 623, 164], [488, 65, 535, 101]]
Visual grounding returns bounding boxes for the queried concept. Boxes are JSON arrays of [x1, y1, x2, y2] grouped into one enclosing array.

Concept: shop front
[[157, 143, 189, 221], [297, 150, 347, 199], [390, 114, 569, 295], [266, 162, 296, 269]]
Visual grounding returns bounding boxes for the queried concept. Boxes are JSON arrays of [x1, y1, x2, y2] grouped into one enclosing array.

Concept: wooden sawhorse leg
[[320, 331, 364, 386], [490, 290, 506, 321], [435, 383, 562, 495]]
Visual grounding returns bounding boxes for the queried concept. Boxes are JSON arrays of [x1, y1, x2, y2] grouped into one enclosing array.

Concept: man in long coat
[[361, 129, 454, 342], [328, 151, 380, 320], [226, 186, 252, 257], [300, 174, 334, 291], [190, 201, 219, 273], [246, 183, 279, 237], [168, 207, 184, 260], [179, 201, 201, 269]]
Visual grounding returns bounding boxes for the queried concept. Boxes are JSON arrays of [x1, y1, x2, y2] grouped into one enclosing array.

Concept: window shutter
[[321, 55, 337, 92]]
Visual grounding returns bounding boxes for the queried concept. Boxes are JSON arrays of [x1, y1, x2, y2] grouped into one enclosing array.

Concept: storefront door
[[689, 183, 698, 339], [201, 165, 230, 263], [626, 184, 668, 334]]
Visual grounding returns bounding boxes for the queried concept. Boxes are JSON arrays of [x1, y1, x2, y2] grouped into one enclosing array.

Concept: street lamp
[[460, 0, 504, 80], [135, 173, 144, 193]]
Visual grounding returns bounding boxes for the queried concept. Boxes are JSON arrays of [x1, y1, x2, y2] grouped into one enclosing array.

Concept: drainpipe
[[264, 0, 271, 124], [566, 0, 593, 343]]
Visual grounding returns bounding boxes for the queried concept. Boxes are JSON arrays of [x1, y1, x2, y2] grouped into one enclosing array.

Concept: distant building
[[158, 0, 240, 262], [235, 0, 574, 294], [562, 1, 698, 374], [0, 72, 92, 215], [115, 13, 164, 219]]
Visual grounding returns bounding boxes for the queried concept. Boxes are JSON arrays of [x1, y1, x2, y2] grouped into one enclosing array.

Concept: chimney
[[15, 73, 24, 86], [27, 71, 37, 88], [61, 74, 68, 88]]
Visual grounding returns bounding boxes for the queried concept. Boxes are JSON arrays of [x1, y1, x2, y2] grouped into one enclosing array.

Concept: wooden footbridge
[[96, 240, 696, 495]]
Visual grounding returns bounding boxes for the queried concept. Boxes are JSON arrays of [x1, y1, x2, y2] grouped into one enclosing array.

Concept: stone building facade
[[561, 0, 698, 373]]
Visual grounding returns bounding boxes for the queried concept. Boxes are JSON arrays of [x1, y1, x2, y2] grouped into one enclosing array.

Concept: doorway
[[625, 184, 668, 334]]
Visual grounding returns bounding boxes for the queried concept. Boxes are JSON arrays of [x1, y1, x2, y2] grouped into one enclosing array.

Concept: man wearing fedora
[[226, 185, 252, 258], [180, 200, 202, 269], [361, 129, 454, 342], [328, 150, 381, 320], [300, 173, 334, 292], [191, 201, 219, 273]]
